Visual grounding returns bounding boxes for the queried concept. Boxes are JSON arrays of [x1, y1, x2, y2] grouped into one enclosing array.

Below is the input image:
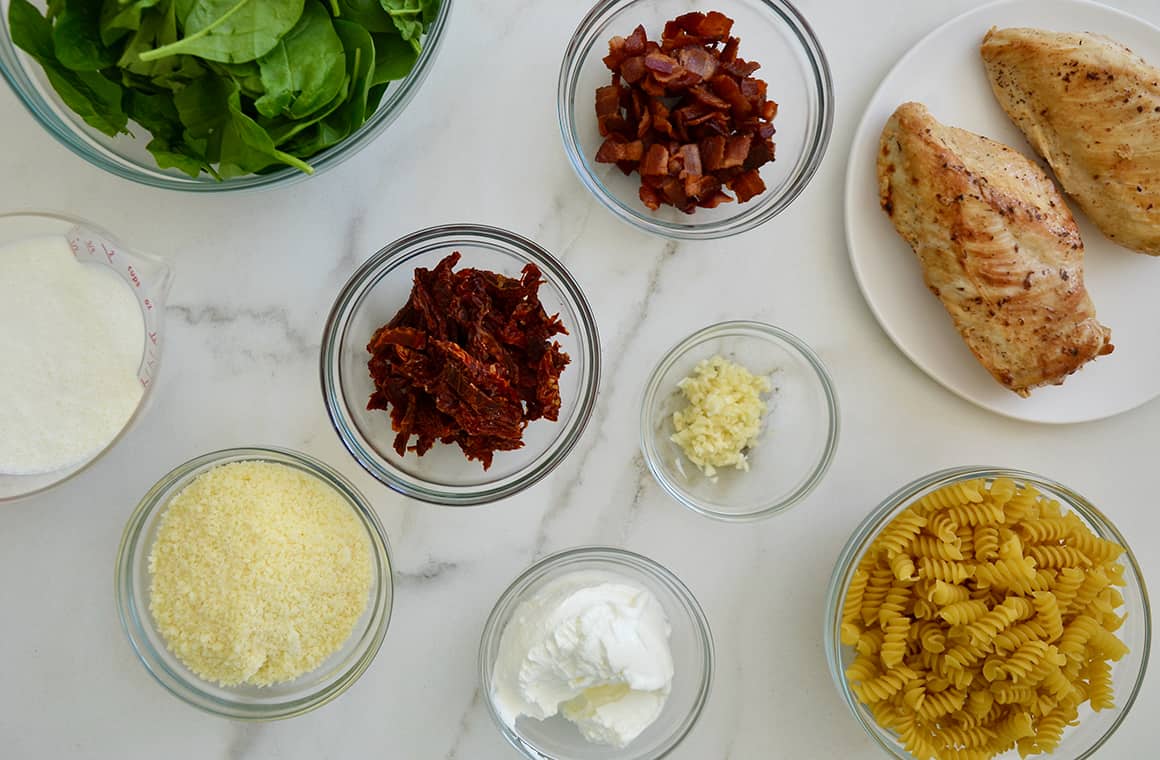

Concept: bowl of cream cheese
[[0, 211, 172, 503], [479, 546, 714, 759]]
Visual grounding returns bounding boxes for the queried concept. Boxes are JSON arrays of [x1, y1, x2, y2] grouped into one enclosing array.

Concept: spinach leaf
[[261, 75, 349, 145], [369, 30, 414, 85], [282, 18, 373, 157], [99, 0, 164, 46], [173, 74, 312, 175], [419, 0, 437, 25], [9, 0, 127, 136], [138, 0, 305, 64], [118, 2, 206, 89], [333, 0, 392, 33], [379, 0, 422, 49], [52, 0, 118, 70], [255, 0, 345, 120], [366, 81, 386, 113], [123, 88, 214, 178], [10, 0, 437, 178]]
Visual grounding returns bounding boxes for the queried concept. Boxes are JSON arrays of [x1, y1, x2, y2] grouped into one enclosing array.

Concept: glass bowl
[[0, 0, 452, 191], [558, 0, 834, 240], [321, 224, 601, 506], [115, 447, 394, 720], [640, 321, 838, 521], [824, 467, 1151, 760], [0, 210, 172, 503], [479, 546, 714, 760]]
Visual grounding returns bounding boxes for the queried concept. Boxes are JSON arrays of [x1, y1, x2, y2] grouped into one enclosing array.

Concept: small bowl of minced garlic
[[640, 321, 839, 521]]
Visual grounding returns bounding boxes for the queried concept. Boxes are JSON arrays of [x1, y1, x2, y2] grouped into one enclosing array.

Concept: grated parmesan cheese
[[148, 460, 373, 687], [670, 355, 772, 478]]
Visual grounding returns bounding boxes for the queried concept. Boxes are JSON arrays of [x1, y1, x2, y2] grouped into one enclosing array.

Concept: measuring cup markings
[[66, 225, 169, 389]]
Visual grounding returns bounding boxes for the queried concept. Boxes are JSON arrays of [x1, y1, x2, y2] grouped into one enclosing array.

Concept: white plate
[[845, 0, 1160, 424]]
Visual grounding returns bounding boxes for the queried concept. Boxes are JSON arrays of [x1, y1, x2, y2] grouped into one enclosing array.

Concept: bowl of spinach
[[0, 0, 449, 189]]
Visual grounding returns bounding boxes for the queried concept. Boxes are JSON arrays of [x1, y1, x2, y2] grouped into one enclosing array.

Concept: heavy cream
[[0, 236, 143, 474], [491, 570, 674, 748]]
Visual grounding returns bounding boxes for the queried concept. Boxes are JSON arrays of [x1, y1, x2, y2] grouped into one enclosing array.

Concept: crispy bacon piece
[[729, 169, 767, 203], [366, 252, 570, 470], [593, 11, 777, 213], [677, 46, 718, 80], [596, 136, 644, 162], [641, 144, 670, 176]]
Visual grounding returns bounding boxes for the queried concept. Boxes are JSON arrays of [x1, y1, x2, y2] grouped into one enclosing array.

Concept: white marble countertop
[[1, 0, 1157, 757]]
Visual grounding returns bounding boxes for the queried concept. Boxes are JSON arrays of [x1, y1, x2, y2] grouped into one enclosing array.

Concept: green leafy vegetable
[[334, 0, 392, 32], [99, 0, 164, 46], [52, 0, 119, 70], [369, 29, 415, 85], [138, 0, 306, 64], [379, 0, 422, 50], [8, 0, 440, 179], [255, 0, 345, 119], [9, 0, 128, 136]]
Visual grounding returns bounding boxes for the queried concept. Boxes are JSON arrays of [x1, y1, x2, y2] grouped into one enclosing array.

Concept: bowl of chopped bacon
[[321, 225, 601, 506], [559, 0, 834, 240]]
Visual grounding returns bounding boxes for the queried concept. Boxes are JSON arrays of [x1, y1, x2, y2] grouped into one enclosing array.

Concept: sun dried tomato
[[366, 252, 570, 469]]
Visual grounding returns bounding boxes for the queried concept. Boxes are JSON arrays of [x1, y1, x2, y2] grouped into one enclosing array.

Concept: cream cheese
[[491, 570, 674, 747]]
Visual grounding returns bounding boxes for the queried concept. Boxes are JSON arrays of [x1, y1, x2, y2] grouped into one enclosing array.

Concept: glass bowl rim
[[320, 223, 602, 507], [822, 465, 1153, 760], [0, 0, 454, 192], [557, 0, 835, 240], [114, 445, 395, 721], [0, 209, 172, 504], [639, 320, 840, 522], [477, 545, 715, 760]]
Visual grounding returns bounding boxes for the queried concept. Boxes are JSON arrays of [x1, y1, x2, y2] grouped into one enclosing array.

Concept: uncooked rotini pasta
[[841, 478, 1130, 759]]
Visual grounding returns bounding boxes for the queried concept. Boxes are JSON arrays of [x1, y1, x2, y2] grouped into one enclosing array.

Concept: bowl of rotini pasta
[[824, 467, 1150, 760]]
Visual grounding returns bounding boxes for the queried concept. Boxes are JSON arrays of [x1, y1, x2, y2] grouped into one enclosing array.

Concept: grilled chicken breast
[[982, 27, 1160, 255], [878, 102, 1113, 396]]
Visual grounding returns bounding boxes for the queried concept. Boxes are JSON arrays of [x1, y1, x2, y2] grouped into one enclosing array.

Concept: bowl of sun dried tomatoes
[[321, 225, 601, 506], [559, 0, 834, 240]]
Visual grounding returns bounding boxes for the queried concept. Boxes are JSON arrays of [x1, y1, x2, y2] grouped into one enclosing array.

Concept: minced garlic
[[670, 355, 771, 478], [148, 460, 373, 687]]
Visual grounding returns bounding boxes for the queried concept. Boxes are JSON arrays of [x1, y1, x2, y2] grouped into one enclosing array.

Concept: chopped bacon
[[643, 51, 679, 75], [709, 73, 752, 118], [744, 138, 775, 170], [688, 84, 731, 111], [722, 58, 761, 78], [677, 46, 718, 80], [595, 85, 623, 136], [593, 12, 777, 212], [721, 36, 740, 62], [672, 11, 733, 41], [700, 135, 726, 171], [685, 172, 719, 199], [699, 190, 733, 209], [596, 136, 644, 163], [729, 169, 766, 203], [678, 143, 702, 178], [641, 144, 670, 176], [620, 55, 647, 83], [624, 24, 647, 55], [720, 134, 752, 169]]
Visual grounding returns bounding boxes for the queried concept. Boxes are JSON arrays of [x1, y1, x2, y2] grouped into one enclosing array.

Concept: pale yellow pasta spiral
[[841, 478, 1131, 760]]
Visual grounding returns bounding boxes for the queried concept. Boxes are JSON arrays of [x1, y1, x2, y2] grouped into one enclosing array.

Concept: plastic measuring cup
[[0, 211, 174, 503]]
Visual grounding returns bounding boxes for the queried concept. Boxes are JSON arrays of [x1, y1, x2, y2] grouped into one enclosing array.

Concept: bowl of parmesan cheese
[[115, 447, 393, 720], [639, 321, 839, 521]]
